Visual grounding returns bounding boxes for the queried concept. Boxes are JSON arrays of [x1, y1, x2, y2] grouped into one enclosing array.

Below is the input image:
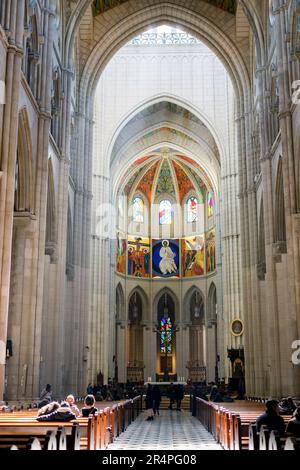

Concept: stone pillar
[[0, 0, 25, 400], [116, 322, 127, 384], [143, 324, 156, 382], [176, 326, 188, 382], [274, 0, 300, 395]]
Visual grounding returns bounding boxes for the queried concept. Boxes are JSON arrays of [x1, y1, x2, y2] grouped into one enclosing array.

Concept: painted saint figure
[[159, 240, 177, 275]]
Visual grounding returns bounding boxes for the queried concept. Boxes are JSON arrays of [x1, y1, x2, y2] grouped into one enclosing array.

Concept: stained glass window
[[132, 197, 144, 223], [207, 192, 214, 218], [187, 197, 198, 223], [160, 315, 173, 353], [159, 200, 172, 225]]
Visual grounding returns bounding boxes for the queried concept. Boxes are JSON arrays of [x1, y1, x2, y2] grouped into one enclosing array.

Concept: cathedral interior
[[0, 0, 300, 409]]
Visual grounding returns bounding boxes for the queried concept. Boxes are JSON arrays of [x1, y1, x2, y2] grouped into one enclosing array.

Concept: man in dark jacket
[[36, 401, 76, 422], [256, 399, 285, 436]]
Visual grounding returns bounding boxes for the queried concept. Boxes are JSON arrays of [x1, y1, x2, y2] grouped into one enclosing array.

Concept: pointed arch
[[128, 290, 143, 323], [45, 158, 57, 262], [127, 285, 149, 322], [207, 282, 217, 325], [15, 108, 34, 213], [274, 157, 287, 249], [66, 196, 74, 281], [257, 199, 266, 280], [116, 282, 125, 322], [153, 287, 179, 324], [183, 286, 205, 323]]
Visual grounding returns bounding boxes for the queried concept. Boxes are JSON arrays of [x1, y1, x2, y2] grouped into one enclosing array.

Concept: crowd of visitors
[[1, 379, 299, 440]]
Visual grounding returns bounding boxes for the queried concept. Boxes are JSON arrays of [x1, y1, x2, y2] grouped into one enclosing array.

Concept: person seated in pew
[[286, 407, 300, 437], [38, 384, 52, 408], [36, 401, 76, 422], [37, 401, 60, 417], [256, 399, 285, 436], [66, 394, 80, 417], [81, 394, 98, 417], [279, 397, 297, 415]]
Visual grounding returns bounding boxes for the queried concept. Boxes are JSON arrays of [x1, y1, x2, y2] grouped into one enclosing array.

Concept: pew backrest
[[284, 437, 299, 450], [259, 425, 269, 450], [268, 430, 281, 450]]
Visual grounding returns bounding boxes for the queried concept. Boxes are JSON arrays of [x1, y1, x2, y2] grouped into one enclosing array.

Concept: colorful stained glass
[[159, 200, 172, 225], [207, 192, 214, 218], [160, 315, 173, 353], [132, 197, 144, 223], [187, 197, 198, 223]]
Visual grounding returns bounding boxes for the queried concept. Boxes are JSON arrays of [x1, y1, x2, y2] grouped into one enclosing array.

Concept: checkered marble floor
[[107, 410, 222, 450]]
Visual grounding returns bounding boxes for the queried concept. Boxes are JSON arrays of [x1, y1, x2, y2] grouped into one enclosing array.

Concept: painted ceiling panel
[[155, 160, 176, 197], [172, 160, 195, 204], [120, 153, 211, 203], [136, 161, 160, 202]]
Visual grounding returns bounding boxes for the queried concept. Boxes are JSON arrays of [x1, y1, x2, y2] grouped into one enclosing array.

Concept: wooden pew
[[0, 396, 142, 451], [284, 437, 300, 450], [0, 422, 81, 450]]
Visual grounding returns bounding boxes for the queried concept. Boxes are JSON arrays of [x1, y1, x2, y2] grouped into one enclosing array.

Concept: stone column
[[143, 322, 156, 382], [116, 322, 127, 384], [176, 325, 188, 382], [0, 0, 25, 400], [274, 0, 300, 395]]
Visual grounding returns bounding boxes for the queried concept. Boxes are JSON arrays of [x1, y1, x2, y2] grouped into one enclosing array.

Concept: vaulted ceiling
[[92, 0, 237, 17], [119, 151, 213, 205]]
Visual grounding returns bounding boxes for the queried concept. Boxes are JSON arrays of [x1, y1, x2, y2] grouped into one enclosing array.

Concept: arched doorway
[[156, 293, 177, 382]]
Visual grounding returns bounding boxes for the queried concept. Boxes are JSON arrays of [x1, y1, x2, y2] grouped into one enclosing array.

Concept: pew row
[[0, 395, 142, 450]]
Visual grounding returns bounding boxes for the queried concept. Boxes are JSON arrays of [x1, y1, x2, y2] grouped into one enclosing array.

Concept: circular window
[[231, 319, 244, 337]]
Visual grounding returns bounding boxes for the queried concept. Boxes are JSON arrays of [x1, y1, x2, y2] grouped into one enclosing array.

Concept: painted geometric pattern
[[172, 160, 195, 203], [136, 161, 160, 202], [156, 160, 176, 196], [179, 162, 205, 203], [124, 166, 145, 195]]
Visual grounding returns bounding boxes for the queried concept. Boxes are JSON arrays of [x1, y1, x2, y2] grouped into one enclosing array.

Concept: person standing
[[153, 385, 161, 416], [175, 384, 184, 411], [145, 384, 154, 421]]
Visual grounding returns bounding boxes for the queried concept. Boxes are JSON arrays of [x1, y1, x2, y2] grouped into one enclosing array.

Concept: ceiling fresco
[[136, 161, 160, 202], [119, 152, 212, 204], [172, 160, 195, 203]]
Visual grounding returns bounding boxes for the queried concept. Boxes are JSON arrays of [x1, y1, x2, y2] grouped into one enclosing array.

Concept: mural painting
[[116, 233, 126, 274], [206, 229, 216, 273], [152, 239, 180, 278], [128, 236, 151, 278], [182, 236, 205, 277]]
